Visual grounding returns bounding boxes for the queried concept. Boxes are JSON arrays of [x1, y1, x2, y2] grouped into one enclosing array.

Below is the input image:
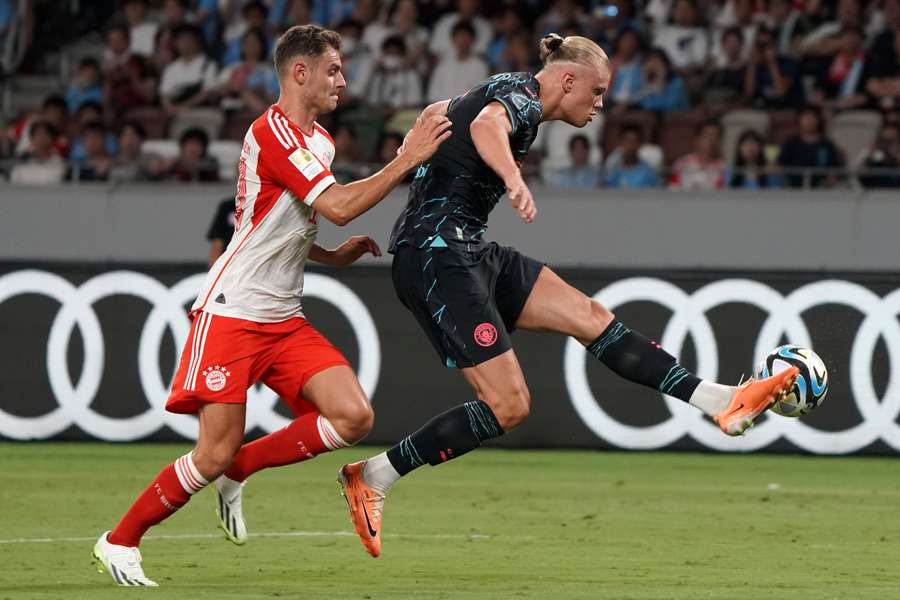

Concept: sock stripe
[[174, 454, 207, 494], [399, 437, 425, 468], [659, 365, 691, 394], [316, 415, 348, 451], [587, 322, 631, 360], [464, 401, 501, 440]]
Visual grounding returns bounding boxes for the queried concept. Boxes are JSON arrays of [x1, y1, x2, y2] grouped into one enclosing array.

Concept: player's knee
[[331, 398, 374, 444], [192, 440, 240, 479], [483, 384, 531, 430]]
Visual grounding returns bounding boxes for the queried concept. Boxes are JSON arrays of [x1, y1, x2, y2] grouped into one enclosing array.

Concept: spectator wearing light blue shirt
[[604, 125, 658, 188], [608, 28, 644, 106], [65, 58, 104, 113], [546, 135, 602, 189], [637, 47, 689, 112]]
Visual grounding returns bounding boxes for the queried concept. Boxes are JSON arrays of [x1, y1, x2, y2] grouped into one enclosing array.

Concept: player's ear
[[562, 70, 576, 94], [292, 60, 309, 85]]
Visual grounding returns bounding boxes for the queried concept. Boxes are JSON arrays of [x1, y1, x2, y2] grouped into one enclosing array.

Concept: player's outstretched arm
[[313, 111, 452, 226], [308, 236, 382, 267], [470, 103, 537, 223]]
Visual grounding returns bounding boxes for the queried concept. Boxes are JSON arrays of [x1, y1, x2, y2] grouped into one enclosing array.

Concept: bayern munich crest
[[203, 365, 231, 392]]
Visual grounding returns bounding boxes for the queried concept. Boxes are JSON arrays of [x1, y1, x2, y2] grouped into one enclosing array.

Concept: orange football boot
[[714, 367, 799, 436], [338, 461, 384, 557]]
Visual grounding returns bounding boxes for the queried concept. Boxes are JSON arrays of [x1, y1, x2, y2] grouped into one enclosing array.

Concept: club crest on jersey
[[203, 365, 231, 392], [288, 147, 325, 180], [474, 323, 498, 347]]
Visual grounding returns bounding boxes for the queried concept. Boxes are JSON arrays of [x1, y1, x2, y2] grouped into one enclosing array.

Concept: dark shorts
[[391, 242, 543, 368]]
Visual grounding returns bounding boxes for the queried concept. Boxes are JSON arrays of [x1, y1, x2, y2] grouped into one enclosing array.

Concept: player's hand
[[330, 235, 382, 267], [398, 113, 452, 165], [505, 173, 537, 223]]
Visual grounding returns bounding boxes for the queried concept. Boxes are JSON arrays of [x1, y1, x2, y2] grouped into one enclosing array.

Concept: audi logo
[[564, 278, 900, 455], [0, 270, 380, 441]]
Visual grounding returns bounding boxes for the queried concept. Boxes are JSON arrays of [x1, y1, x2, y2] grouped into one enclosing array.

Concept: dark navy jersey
[[389, 72, 543, 252]]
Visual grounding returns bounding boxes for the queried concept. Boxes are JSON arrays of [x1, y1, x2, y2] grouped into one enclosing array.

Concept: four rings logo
[[564, 278, 900, 455], [0, 270, 380, 442]]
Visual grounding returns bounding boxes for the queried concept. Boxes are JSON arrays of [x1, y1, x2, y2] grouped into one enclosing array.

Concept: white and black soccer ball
[[756, 345, 828, 417]]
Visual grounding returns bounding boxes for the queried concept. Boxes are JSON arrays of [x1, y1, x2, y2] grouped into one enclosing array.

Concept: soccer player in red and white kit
[[92, 25, 452, 587]]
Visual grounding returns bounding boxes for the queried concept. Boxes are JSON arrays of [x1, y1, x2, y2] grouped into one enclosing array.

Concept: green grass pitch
[[1, 443, 898, 599]]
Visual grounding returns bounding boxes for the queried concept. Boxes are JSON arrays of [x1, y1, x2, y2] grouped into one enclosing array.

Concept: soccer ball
[[756, 345, 828, 417]]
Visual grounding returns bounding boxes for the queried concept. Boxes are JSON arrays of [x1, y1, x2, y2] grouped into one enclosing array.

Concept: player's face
[[560, 63, 610, 127], [309, 47, 346, 113]]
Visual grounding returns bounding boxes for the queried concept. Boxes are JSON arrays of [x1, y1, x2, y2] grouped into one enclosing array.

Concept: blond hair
[[538, 33, 609, 70]]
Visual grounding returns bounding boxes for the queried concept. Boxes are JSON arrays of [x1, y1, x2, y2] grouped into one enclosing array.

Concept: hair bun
[[547, 34, 564, 51]]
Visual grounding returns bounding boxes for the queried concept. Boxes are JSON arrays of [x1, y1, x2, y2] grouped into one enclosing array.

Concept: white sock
[[362, 452, 401, 495], [688, 381, 736, 417]]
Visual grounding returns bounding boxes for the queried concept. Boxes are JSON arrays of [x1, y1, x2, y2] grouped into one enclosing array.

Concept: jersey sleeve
[[486, 81, 543, 136], [255, 119, 336, 206]]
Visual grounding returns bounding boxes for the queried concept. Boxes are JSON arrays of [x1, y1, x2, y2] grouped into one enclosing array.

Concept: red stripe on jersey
[[194, 223, 257, 314]]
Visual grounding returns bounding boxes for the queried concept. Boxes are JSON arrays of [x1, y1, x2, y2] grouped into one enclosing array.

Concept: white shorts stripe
[[266, 109, 291, 149], [183, 312, 207, 391], [187, 313, 214, 391]]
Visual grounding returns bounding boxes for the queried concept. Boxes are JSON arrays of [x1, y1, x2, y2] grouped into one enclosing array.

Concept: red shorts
[[166, 312, 349, 415]]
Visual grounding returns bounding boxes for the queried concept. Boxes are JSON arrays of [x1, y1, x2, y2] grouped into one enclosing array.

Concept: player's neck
[[276, 95, 319, 136], [534, 70, 562, 121]]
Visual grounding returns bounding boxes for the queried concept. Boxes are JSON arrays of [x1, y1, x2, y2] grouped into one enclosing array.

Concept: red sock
[[224, 413, 348, 482], [108, 453, 209, 547]]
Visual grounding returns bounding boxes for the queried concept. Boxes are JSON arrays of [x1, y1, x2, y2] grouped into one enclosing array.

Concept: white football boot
[[92, 531, 158, 587], [214, 475, 248, 545]]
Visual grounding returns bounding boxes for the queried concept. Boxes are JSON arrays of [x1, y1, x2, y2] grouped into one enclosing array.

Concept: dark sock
[[587, 319, 701, 402], [386, 400, 503, 476]]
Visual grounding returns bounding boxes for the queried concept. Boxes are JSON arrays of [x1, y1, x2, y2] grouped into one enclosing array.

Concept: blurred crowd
[[2, 0, 900, 189]]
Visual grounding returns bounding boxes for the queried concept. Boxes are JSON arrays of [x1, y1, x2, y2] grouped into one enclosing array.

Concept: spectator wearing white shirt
[[427, 20, 488, 103], [365, 35, 424, 109], [123, 0, 159, 58], [159, 24, 217, 116], [429, 0, 492, 60], [362, 0, 429, 74], [653, 0, 709, 70]]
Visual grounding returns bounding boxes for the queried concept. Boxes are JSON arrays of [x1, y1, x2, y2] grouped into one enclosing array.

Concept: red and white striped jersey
[[191, 104, 337, 323]]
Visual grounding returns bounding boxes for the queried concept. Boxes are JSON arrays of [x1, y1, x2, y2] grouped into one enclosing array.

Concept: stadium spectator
[[764, 0, 807, 56], [669, 119, 726, 190], [167, 127, 219, 182], [195, 0, 220, 46], [123, 0, 158, 58], [10, 121, 65, 185], [778, 106, 844, 188], [798, 0, 863, 58], [608, 27, 644, 106], [427, 21, 488, 103], [652, 0, 709, 71], [859, 120, 900, 187], [816, 26, 871, 111], [333, 19, 374, 103], [13, 96, 69, 158], [102, 24, 158, 117], [222, 1, 270, 67], [743, 26, 802, 108], [109, 121, 161, 182], [705, 26, 746, 107], [215, 28, 278, 113], [270, 0, 314, 34], [66, 58, 104, 113], [68, 102, 117, 163], [709, 0, 758, 62], [591, 0, 644, 48], [68, 122, 112, 182], [330, 123, 365, 182], [154, 0, 192, 70], [206, 197, 236, 267], [429, 0, 492, 59], [727, 129, 780, 188], [365, 35, 424, 109], [636, 48, 689, 112], [865, 5, 900, 111], [603, 124, 658, 188], [535, 0, 590, 38], [362, 0, 428, 74], [159, 25, 218, 116], [494, 32, 536, 73], [486, 6, 524, 71], [545, 134, 601, 189]]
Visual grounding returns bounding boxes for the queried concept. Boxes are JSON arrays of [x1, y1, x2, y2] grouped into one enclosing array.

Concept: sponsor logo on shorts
[[474, 323, 498, 347], [203, 365, 231, 392]]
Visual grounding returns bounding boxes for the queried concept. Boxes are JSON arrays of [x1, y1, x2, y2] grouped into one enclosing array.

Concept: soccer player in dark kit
[[339, 33, 799, 558]]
